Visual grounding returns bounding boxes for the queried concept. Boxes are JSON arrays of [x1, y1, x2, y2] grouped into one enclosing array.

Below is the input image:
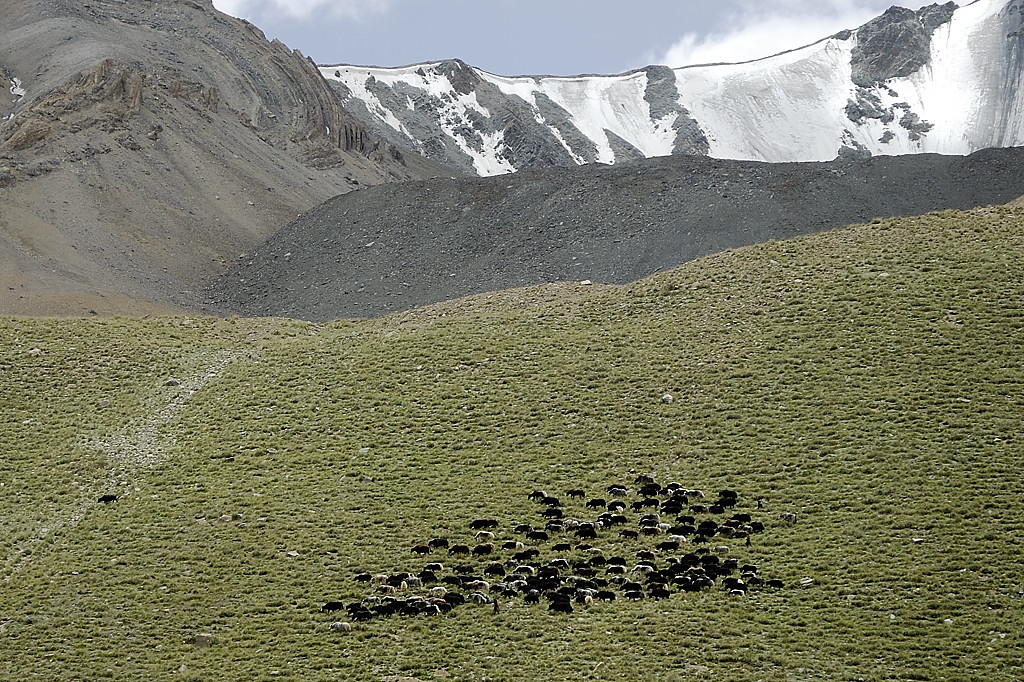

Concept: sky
[[211, 0, 938, 76]]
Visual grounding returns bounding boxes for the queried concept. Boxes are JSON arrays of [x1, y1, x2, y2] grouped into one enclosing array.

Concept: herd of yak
[[323, 475, 787, 624]]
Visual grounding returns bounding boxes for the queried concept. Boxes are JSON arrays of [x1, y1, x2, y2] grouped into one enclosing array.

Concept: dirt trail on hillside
[[1, 349, 250, 584]]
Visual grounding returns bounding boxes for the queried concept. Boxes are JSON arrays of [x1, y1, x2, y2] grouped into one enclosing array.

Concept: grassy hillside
[[2, 206, 1022, 681]]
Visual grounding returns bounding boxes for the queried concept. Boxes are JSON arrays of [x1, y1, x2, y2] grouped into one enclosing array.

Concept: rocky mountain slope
[[206, 146, 1024, 321], [0, 0, 445, 316], [322, 0, 1024, 175]]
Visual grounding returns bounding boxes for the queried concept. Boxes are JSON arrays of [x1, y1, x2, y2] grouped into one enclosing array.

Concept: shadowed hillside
[[207, 146, 1024, 321]]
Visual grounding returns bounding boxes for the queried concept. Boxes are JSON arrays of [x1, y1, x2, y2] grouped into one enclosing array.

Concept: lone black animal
[[469, 519, 499, 530], [98, 494, 118, 503]]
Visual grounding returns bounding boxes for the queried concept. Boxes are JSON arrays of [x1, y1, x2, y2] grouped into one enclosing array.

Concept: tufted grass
[[1, 206, 1023, 681]]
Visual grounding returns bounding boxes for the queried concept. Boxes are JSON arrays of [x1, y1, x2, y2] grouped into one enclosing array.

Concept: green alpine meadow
[[2, 206, 1022, 681]]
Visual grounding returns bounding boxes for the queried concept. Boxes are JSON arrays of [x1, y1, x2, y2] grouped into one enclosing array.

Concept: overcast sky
[[211, 0, 936, 76]]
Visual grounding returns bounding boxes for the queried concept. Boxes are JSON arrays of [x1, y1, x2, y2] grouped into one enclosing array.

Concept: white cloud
[[657, 0, 934, 68], [212, 0, 393, 21]]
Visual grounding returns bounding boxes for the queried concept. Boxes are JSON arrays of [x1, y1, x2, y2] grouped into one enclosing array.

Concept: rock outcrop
[[0, 0, 445, 316]]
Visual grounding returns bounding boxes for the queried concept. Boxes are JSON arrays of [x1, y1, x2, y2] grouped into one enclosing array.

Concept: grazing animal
[[513, 523, 534, 534], [526, 530, 549, 542], [607, 500, 627, 511], [329, 621, 352, 632], [98, 494, 118, 503], [502, 540, 524, 551], [567, 488, 586, 499], [448, 544, 471, 556], [541, 496, 561, 507], [575, 525, 597, 540], [541, 508, 564, 519], [607, 485, 628, 497], [634, 474, 656, 484], [638, 514, 660, 527], [472, 543, 495, 556], [444, 592, 467, 606], [638, 483, 661, 497], [650, 586, 671, 600], [528, 490, 548, 501], [619, 529, 639, 540], [474, 531, 495, 541], [411, 544, 432, 555], [354, 572, 372, 582], [351, 608, 374, 621], [596, 590, 617, 601], [586, 498, 607, 509], [548, 599, 573, 614], [469, 519, 499, 530], [780, 512, 798, 524], [321, 601, 345, 613], [428, 537, 449, 549]]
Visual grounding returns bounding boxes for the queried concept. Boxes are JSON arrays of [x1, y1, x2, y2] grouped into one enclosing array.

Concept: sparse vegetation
[[2, 207, 1022, 681]]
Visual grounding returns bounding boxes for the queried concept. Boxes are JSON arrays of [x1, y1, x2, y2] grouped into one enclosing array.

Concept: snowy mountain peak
[[322, 0, 1024, 175]]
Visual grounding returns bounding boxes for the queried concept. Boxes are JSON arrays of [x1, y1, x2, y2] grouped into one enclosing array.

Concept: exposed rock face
[[850, 3, 958, 87], [0, 0, 445, 316], [840, 2, 957, 152], [642, 65, 709, 156]]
